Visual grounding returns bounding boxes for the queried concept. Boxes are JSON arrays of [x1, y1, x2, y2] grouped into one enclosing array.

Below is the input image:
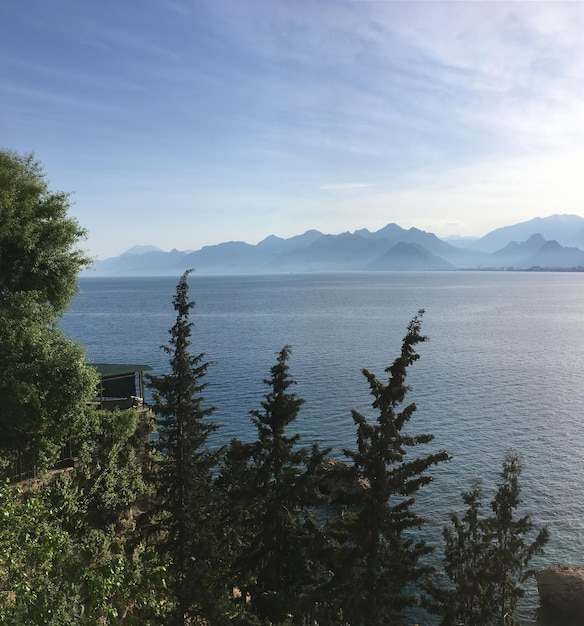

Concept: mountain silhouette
[[87, 214, 584, 276]]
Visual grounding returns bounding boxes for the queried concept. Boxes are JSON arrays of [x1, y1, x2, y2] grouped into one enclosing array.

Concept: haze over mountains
[[88, 214, 584, 276]]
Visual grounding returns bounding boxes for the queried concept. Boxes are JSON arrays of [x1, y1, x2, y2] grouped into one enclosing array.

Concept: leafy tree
[[324, 310, 450, 625], [0, 311, 98, 470], [147, 270, 226, 625], [43, 404, 168, 625], [0, 149, 97, 470], [0, 386, 169, 625], [0, 149, 90, 313], [74, 407, 151, 528], [0, 483, 80, 625], [220, 345, 330, 625], [438, 452, 549, 625]]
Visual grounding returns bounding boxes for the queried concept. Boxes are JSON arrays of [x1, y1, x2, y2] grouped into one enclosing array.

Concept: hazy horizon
[[101, 212, 582, 260]]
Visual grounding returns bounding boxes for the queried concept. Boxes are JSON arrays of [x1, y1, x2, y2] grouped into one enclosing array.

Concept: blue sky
[[2, 0, 584, 259]]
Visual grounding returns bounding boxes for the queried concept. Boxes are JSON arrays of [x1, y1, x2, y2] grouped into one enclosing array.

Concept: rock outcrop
[[316, 458, 370, 505], [536, 565, 584, 618]]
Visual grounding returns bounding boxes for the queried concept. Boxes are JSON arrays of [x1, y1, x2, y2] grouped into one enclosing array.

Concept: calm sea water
[[61, 272, 584, 625]]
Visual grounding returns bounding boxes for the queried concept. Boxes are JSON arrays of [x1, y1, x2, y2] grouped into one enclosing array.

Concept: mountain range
[[87, 214, 584, 276]]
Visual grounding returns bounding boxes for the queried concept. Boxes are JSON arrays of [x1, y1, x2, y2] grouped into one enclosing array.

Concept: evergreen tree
[[147, 271, 225, 625], [439, 452, 549, 625], [221, 345, 330, 624], [325, 311, 450, 625], [489, 453, 549, 623], [438, 479, 493, 626]]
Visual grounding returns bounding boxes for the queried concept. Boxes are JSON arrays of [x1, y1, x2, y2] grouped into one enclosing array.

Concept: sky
[[2, 0, 584, 259]]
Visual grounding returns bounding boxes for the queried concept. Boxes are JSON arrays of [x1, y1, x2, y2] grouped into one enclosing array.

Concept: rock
[[536, 565, 584, 618], [316, 458, 369, 505]]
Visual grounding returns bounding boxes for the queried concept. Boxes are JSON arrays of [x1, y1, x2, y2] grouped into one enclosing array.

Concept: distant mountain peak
[[123, 245, 164, 255], [525, 233, 546, 244], [471, 214, 584, 253], [258, 234, 284, 244]]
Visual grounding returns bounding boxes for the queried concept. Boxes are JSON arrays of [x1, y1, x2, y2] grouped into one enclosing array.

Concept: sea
[[60, 271, 584, 625]]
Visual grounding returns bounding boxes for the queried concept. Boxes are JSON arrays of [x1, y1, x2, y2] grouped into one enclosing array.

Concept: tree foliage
[[0, 484, 79, 625], [0, 404, 164, 626], [324, 310, 450, 625], [0, 149, 166, 624], [147, 270, 226, 625], [439, 452, 550, 625], [438, 479, 492, 625], [51, 407, 151, 534], [0, 149, 91, 314], [220, 346, 331, 624], [0, 314, 97, 468], [0, 149, 97, 471]]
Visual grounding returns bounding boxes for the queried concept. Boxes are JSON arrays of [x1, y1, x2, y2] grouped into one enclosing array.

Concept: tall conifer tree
[[148, 271, 224, 626], [222, 345, 330, 624], [325, 311, 449, 625]]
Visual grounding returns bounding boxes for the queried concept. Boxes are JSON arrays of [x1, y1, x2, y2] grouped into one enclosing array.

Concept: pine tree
[[439, 452, 549, 625], [147, 271, 225, 625], [439, 479, 493, 626], [222, 345, 330, 624], [489, 453, 549, 623], [325, 310, 450, 625]]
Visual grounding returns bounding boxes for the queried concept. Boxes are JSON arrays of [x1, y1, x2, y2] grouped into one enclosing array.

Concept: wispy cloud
[[0, 57, 144, 92], [193, 1, 584, 155], [0, 81, 117, 112], [316, 148, 584, 238], [320, 183, 375, 191], [75, 19, 181, 62], [4, 0, 584, 257]]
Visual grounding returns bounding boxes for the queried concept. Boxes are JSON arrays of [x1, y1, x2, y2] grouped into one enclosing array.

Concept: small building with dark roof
[[89, 363, 152, 411]]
